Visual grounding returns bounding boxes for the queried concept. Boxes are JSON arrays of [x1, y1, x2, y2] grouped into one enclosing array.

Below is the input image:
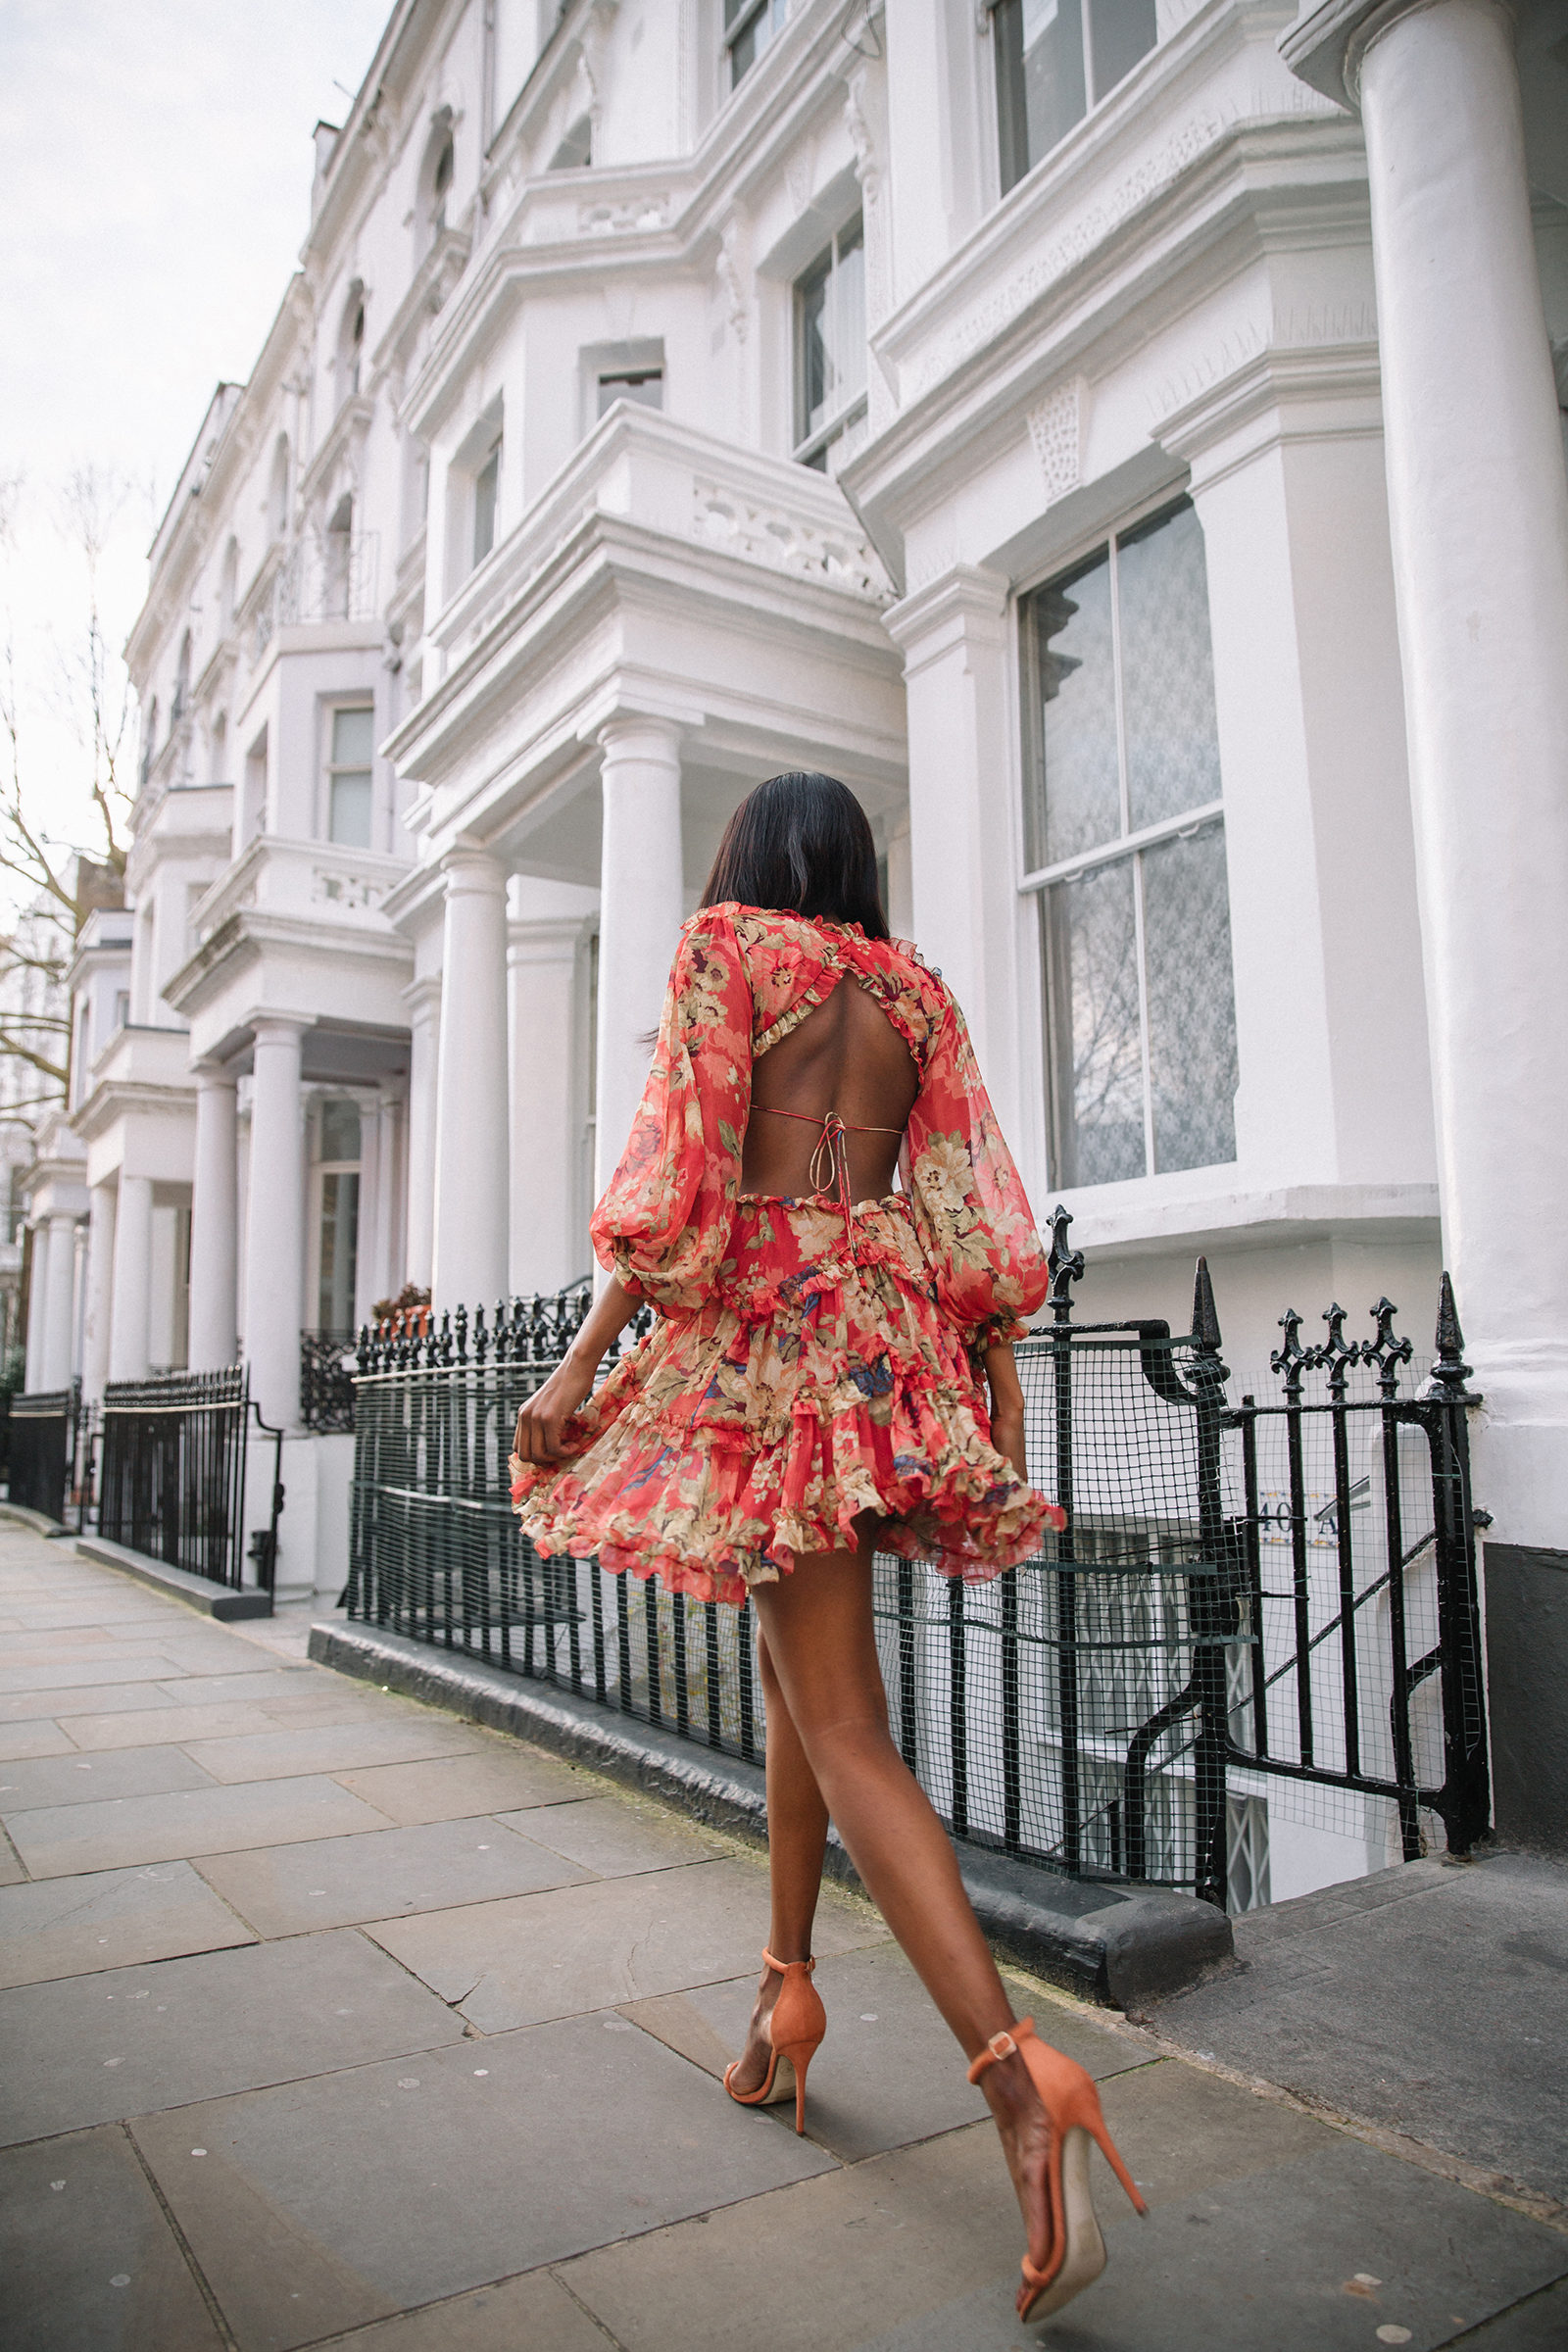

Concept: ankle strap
[[966, 2017, 1036, 2084], [761, 1947, 815, 1976]]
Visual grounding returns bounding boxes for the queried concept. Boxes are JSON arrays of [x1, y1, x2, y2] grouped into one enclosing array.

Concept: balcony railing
[[248, 531, 381, 661]]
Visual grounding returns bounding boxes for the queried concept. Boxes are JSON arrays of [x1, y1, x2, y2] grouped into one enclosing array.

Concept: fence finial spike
[[1427, 1270, 1476, 1400], [1046, 1202, 1086, 1326], [1192, 1255, 1222, 1352]]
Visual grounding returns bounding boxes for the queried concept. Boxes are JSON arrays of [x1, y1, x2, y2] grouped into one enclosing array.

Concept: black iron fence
[[8, 1384, 96, 1528], [98, 1367, 261, 1590], [301, 1331, 359, 1433], [346, 1219, 1488, 1912]]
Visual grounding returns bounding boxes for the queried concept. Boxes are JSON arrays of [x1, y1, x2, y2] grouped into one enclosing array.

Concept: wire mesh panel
[[347, 1245, 1488, 1915], [98, 1368, 251, 1588]]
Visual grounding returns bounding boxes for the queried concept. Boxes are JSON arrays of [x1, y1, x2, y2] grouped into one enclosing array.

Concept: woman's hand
[[983, 1341, 1028, 1483], [513, 1355, 597, 1464]]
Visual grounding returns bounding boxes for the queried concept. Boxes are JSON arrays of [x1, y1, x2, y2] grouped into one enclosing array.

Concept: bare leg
[[752, 1546, 1054, 2302], [727, 1625, 831, 2093]]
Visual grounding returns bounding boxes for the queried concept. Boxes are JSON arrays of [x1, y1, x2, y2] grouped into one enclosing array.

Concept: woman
[[511, 772, 1144, 2323]]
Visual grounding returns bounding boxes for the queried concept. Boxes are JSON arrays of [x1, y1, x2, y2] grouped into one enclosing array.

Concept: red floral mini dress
[[510, 904, 1064, 1607]]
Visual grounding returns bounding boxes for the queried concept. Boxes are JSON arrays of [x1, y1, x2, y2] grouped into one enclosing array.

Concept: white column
[[432, 852, 510, 1310], [1297, 0, 1568, 1548], [40, 1213, 78, 1389], [243, 1016, 308, 1429], [354, 1095, 384, 1331], [883, 570, 1028, 1151], [24, 1223, 49, 1388], [108, 1176, 154, 1384], [404, 978, 441, 1294], [508, 897, 589, 1296], [81, 1185, 117, 1401], [594, 718, 684, 1207], [188, 1064, 239, 1370]]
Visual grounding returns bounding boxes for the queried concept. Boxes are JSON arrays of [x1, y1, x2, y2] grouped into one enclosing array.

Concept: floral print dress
[[511, 904, 1064, 1606]]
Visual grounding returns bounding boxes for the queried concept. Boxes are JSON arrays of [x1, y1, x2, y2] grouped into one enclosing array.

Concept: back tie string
[[753, 1104, 905, 1265]]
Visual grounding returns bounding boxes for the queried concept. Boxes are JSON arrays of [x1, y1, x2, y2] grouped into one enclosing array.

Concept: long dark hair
[[701, 771, 889, 939]]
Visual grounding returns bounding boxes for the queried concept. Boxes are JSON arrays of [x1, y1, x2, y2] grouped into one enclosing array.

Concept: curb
[[0, 1503, 73, 1539], [74, 1536, 273, 1620], [310, 1619, 1234, 2008]]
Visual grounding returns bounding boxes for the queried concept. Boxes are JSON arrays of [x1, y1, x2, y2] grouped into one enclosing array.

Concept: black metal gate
[[8, 1384, 92, 1526], [98, 1368, 253, 1588], [346, 1223, 1489, 1913]]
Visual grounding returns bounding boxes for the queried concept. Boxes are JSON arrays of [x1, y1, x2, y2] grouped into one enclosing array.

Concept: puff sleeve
[[905, 983, 1051, 1349], [589, 909, 754, 1316]]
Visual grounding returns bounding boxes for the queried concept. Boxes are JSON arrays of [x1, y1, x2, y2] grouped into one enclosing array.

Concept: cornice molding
[[1278, 0, 1446, 110]]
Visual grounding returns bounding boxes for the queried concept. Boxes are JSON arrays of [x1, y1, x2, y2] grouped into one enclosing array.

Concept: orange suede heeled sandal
[[722, 1949, 827, 2135], [969, 2017, 1148, 2322]]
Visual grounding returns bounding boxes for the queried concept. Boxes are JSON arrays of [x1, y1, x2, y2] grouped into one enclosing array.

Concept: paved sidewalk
[[0, 1520, 1564, 2352]]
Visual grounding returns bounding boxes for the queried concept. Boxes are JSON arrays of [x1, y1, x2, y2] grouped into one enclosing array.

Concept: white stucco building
[[24, 0, 1568, 1873]]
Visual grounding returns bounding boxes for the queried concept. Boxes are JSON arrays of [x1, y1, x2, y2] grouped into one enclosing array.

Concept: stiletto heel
[[969, 2017, 1147, 2323], [723, 1948, 827, 2135]]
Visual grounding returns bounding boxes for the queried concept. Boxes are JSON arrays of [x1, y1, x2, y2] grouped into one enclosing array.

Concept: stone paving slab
[[0, 1722, 76, 1760], [0, 1929, 466, 2145], [161, 1669, 347, 1706], [634, 1942, 1145, 2166], [194, 1817, 595, 1936], [313, 2270, 615, 2351], [1450, 2278, 1568, 2347], [0, 1652, 191, 1693], [0, 1858, 256, 1987], [1145, 1851, 1568, 2206], [0, 1741, 217, 1811], [0, 1680, 178, 1724], [130, 2012, 837, 2352], [331, 1744, 595, 1824], [852, 2133, 1568, 2352], [58, 1698, 383, 1749], [0, 2125, 221, 2352], [8, 1773, 395, 1877], [179, 1717, 483, 1784], [367, 1855, 886, 2033], [0, 1826, 24, 1884], [498, 1792, 728, 1877]]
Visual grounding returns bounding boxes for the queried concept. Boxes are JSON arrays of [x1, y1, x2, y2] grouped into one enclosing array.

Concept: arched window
[[270, 435, 291, 541], [423, 119, 455, 248], [337, 282, 367, 406], [139, 699, 159, 790], [324, 494, 354, 619], [172, 632, 193, 723], [220, 537, 239, 632]]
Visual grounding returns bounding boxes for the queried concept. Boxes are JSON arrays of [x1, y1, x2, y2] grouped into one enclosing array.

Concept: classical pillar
[[81, 1185, 117, 1401], [355, 1093, 400, 1330], [404, 978, 441, 1294], [1285, 0, 1568, 1549], [188, 1063, 239, 1370], [243, 1016, 308, 1429], [594, 718, 684, 1207], [508, 888, 590, 1296], [883, 569, 1027, 1150], [108, 1177, 153, 1384], [432, 852, 510, 1310], [38, 1211, 77, 1390], [24, 1223, 49, 1388]]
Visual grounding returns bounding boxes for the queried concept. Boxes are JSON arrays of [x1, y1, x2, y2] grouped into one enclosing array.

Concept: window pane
[[1087, 0, 1156, 100], [318, 1169, 361, 1330], [329, 770, 372, 848], [319, 1099, 362, 1162], [1024, 551, 1120, 867], [1043, 860, 1145, 1188], [331, 707, 374, 767], [1141, 823, 1238, 1174], [1118, 502, 1223, 831], [473, 444, 500, 565], [834, 220, 866, 405], [996, 0, 1087, 192], [597, 369, 663, 416], [797, 253, 831, 444]]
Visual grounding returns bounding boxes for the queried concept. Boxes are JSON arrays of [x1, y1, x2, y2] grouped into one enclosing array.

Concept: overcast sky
[[0, 0, 390, 877]]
